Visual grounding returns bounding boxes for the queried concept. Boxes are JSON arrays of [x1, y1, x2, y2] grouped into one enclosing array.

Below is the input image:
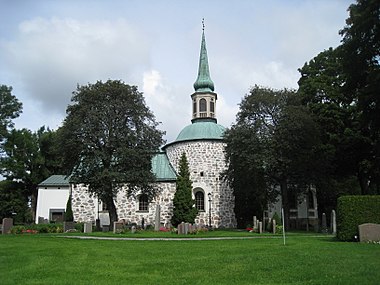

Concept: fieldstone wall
[[165, 140, 236, 228], [71, 182, 177, 226], [72, 184, 97, 222], [116, 182, 176, 226]]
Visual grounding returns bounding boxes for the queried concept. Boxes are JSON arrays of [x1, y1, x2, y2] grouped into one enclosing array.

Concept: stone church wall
[[71, 182, 176, 226], [165, 140, 236, 228]]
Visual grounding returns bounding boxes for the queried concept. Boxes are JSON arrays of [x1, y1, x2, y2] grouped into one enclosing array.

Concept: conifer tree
[[171, 152, 198, 227], [64, 194, 74, 222]]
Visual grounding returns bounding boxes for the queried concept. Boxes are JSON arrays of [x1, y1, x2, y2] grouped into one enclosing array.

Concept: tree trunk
[[358, 171, 369, 195], [106, 198, 118, 231], [280, 179, 290, 231]]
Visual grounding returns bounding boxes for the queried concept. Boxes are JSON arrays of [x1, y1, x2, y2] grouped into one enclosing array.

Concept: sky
[[0, 0, 353, 143]]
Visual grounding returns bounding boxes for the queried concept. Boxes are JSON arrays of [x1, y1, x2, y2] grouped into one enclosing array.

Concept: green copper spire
[[193, 22, 215, 92]]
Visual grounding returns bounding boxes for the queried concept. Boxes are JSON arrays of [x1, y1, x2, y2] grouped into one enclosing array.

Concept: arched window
[[199, 98, 207, 112], [193, 100, 197, 114], [195, 191, 205, 211], [210, 100, 214, 113], [138, 194, 149, 212]]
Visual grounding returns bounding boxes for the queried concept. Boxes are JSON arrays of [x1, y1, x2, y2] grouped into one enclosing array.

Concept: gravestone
[[113, 222, 124, 233], [63, 221, 75, 232], [253, 216, 257, 230], [154, 205, 161, 231], [258, 221, 262, 234], [178, 222, 185, 235], [99, 212, 110, 227], [2, 218, 13, 234], [184, 223, 189, 235], [359, 223, 380, 242], [321, 213, 327, 233], [331, 210, 336, 235], [131, 225, 136, 234], [141, 217, 145, 229], [272, 219, 276, 234], [84, 222, 92, 233]]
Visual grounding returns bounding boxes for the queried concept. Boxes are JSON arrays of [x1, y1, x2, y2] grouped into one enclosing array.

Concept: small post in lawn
[[282, 208, 286, 245]]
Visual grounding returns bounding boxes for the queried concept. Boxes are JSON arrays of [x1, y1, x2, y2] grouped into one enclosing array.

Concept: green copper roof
[[151, 152, 177, 181], [39, 175, 70, 187], [173, 119, 225, 143], [193, 30, 215, 92]]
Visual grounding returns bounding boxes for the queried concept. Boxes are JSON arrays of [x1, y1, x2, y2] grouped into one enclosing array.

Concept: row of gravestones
[[253, 216, 276, 234]]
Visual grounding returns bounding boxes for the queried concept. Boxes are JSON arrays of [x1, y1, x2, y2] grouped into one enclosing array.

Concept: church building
[[36, 29, 237, 228]]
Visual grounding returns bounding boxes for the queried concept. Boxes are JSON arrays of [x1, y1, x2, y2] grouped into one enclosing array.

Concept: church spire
[[191, 20, 217, 122], [193, 20, 215, 92]]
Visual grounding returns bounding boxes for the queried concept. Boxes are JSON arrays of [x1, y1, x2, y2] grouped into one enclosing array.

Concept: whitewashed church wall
[[165, 140, 236, 228]]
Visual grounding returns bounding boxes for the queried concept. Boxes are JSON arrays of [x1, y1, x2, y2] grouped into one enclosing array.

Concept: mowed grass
[[0, 233, 379, 285]]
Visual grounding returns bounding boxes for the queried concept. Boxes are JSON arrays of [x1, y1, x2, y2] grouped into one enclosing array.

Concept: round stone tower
[[163, 27, 236, 228]]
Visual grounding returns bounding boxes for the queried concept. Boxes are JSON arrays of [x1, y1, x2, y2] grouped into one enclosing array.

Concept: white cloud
[[1, 17, 151, 129]]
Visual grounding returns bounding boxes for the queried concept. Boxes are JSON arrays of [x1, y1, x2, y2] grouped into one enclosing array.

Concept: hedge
[[337, 195, 380, 241]]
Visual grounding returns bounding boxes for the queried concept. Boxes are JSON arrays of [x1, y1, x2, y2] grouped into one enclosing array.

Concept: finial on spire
[[202, 18, 205, 31]]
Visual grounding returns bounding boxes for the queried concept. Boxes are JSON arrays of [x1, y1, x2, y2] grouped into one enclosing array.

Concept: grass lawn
[[0, 232, 379, 285]]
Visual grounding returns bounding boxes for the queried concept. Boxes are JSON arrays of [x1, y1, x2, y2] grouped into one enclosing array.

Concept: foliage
[[224, 86, 321, 229], [337, 195, 380, 241], [59, 80, 164, 227], [340, 0, 380, 193], [171, 153, 198, 227], [0, 127, 63, 218], [10, 223, 64, 234], [0, 180, 32, 223], [0, 85, 22, 143], [64, 194, 74, 222]]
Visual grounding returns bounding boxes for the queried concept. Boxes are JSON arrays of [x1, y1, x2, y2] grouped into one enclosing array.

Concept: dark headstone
[[2, 218, 13, 234], [321, 213, 327, 233], [178, 222, 185, 235], [359, 223, 380, 242], [63, 221, 75, 232]]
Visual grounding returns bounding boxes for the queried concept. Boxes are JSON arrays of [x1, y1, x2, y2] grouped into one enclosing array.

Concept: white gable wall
[[36, 187, 70, 223]]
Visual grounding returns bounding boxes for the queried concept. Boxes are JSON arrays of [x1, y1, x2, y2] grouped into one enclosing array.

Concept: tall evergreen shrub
[[171, 153, 198, 227], [64, 194, 74, 222]]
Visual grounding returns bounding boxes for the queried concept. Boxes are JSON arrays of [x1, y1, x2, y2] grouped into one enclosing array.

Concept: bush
[[10, 223, 64, 234], [337, 195, 380, 241]]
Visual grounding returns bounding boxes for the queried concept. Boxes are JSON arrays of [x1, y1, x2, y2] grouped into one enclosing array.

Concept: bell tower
[[191, 21, 218, 123]]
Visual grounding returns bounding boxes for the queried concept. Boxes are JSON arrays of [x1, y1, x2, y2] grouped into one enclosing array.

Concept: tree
[[59, 80, 164, 228], [225, 86, 321, 229], [171, 152, 198, 227], [224, 124, 270, 228], [0, 180, 32, 223], [340, 0, 380, 193], [0, 127, 64, 219], [64, 194, 74, 222], [0, 85, 22, 144]]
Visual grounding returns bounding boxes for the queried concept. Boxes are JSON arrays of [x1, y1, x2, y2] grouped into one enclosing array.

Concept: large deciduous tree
[[171, 152, 198, 227], [59, 80, 164, 227], [340, 0, 380, 193], [0, 127, 60, 219], [0, 85, 22, 144], [224, 86, 321, 229]]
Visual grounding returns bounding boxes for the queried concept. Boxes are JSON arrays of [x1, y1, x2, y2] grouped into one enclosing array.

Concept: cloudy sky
[[0, 0, 352, 143]]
